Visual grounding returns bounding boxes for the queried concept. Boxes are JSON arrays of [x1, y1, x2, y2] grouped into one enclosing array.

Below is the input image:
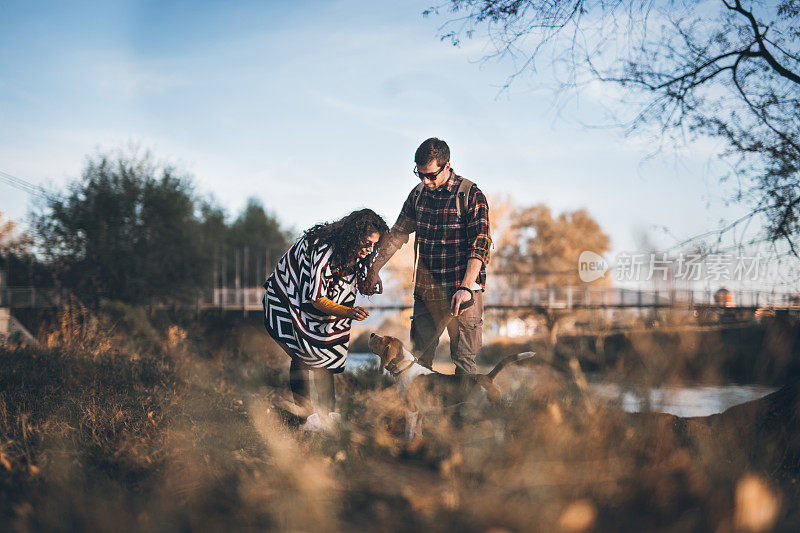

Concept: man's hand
[[364, 271, 383, 295], [347, 306, 370, 321], [451, 289, 472, 316]]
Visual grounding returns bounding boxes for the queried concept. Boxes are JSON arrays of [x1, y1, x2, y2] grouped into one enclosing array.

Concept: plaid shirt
[[390, 170, 490, 301]]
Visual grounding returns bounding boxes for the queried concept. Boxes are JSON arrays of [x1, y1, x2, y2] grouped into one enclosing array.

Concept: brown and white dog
[[368, 333, 534, 401]]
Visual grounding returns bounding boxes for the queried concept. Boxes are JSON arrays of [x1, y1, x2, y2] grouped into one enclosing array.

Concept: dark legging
[[289, 356, 335, 414]]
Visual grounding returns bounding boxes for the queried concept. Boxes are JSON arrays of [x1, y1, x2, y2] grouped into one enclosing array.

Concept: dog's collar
[[385, 354, 415, 376]]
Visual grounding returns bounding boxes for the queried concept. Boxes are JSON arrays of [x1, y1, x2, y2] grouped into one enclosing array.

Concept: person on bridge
[[366, 137, 491, 374], [263, 208, 389, 424]]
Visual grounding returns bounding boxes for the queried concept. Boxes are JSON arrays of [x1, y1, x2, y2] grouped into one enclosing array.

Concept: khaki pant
[[411, 291, 483, 374]]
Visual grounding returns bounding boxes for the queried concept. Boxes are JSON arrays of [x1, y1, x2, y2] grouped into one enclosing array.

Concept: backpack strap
[[454, 178, 493, 265], [411, 182, 425, 213], [412, 178, 474, 219], [456, 178, 474, 219], [411, 182, 425, 287]]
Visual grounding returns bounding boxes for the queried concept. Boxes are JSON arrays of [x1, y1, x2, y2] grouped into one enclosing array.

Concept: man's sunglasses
[[413, 163, 448, 181]]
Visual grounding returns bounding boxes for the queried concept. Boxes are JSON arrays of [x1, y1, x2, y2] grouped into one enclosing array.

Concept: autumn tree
[[481, 199, 611, 349], [0, 212, 25, 254], [492, 202, 611, 288], [427, 1, 800, 255], [0, 213, 33, 289], [1, 211, 56, 289]]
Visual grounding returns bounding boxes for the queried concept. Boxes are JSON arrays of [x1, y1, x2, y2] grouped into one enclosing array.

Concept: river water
[[344, 352, 777, 418]]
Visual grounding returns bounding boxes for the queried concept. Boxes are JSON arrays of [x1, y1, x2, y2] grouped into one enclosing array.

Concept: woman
[[262, 208, 389, 423]]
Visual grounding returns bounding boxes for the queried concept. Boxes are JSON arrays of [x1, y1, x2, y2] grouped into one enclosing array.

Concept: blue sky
[[0, 0, 751, 259]]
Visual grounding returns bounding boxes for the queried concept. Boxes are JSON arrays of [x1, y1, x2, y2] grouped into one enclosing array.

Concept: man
[[367, 138, 490, 374]]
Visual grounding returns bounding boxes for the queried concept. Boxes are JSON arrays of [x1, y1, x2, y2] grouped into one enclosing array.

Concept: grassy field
[[1, 304, 798, 532]]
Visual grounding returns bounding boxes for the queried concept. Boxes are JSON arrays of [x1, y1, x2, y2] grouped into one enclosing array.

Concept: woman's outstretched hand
[[347, 306, 370, 321]]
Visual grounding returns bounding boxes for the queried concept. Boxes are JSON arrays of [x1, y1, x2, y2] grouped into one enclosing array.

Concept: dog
[[368, 332, 535, 402], [368, 333, 535, 438]]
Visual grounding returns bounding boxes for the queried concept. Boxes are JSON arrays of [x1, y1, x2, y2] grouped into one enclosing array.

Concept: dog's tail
[[486, 351, 536, 381]]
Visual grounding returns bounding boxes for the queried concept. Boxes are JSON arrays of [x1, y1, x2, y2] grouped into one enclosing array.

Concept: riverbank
[[475, 318, 800, 386]]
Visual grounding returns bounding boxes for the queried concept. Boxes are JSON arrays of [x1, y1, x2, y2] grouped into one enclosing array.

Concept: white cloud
[[78, 54, 189, 99]]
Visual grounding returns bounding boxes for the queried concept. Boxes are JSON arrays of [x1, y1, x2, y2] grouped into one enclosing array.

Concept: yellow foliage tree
[[0, 212, 25, 254], [491, 202, 611, 289]]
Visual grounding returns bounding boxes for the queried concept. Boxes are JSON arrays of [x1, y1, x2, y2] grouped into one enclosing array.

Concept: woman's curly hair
[[304, 208, 389, 294]]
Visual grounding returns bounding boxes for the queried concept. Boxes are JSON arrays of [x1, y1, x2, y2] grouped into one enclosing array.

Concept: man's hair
[[414, 137, 450, 168]]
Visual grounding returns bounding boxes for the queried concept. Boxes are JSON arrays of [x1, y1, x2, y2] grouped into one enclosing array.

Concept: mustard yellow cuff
[[311, 296, 350, 318]]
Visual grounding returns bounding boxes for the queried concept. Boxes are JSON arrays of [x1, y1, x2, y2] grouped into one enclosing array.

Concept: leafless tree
[[425, 1, 800, 256]]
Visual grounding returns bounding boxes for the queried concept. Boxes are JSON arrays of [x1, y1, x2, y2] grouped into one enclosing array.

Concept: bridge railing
[[212, 288, 264, 309], [368, 286, 800, 310], [2, 287, 65, 309], [3, 286, 799, 311]]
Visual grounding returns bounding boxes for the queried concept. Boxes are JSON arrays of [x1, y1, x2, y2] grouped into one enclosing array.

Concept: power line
[[0, 169, 61, 202]]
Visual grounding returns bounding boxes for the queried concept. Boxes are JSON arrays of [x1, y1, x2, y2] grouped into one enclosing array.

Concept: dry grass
[[0, 305, 798, 532]]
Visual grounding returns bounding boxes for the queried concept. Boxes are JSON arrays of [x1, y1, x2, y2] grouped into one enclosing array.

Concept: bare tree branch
[[429, 0, 800, 258]]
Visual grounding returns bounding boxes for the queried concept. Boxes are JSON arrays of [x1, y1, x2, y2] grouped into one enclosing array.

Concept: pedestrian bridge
[[4, 286, 799, 314]]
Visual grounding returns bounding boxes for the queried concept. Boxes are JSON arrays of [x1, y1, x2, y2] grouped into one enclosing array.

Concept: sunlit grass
[[0, 305, 797, 531]]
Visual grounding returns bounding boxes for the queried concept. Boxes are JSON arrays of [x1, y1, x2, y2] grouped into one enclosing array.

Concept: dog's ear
[[377, 339, 390, 373], [379, 338, 402, 373]]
